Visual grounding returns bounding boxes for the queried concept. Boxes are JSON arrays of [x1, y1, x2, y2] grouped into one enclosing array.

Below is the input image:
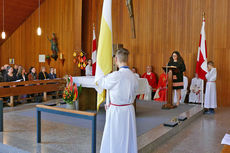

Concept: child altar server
[[85, 59, 92, 76], [98, 48, 139, 153], [204, 61, 217, 114]]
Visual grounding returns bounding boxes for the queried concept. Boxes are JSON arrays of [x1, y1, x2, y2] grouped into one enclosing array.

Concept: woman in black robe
[[168, 51, 186, 106]]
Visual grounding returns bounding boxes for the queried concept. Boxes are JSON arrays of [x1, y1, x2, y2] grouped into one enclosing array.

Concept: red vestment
[[155, 73, 167, 102], [142, 72, 157, 91]]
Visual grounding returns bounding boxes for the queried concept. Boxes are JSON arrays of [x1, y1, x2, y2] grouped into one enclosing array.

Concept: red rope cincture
[[110, 103, 132, 107]]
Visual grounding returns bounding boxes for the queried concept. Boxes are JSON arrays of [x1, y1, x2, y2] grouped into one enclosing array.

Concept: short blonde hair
[[41, 66, 46, 71], [116, 48, 129, 63]]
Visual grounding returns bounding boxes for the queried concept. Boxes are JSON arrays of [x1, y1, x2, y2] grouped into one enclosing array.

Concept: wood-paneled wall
[[82, 0, 230, 107], [0, 0, 229, 107], [0, 0, 82, 77]]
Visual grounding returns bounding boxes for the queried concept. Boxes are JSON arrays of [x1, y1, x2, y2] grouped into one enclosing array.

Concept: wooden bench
[[0, 79, 66, 107], [36, 104, 97, 153], [0, 79, 66, 132]]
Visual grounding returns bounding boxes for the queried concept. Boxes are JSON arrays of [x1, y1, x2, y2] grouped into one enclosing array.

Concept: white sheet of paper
[[39, 55, 46, 63], [221, 134, 230, 145]]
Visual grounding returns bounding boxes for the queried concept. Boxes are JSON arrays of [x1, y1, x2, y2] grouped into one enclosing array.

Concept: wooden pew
[[0, 79, 66, 107], [0, 79, 66, 132]]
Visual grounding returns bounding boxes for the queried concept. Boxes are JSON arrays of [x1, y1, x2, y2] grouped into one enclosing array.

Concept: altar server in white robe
[[85, 59, 92, 76], [98, 48, 138, 153], [189, 73, 203, 103], [204, 61, 217, 114], [174, 74, 188, 103], [132, 67, 140, 78]]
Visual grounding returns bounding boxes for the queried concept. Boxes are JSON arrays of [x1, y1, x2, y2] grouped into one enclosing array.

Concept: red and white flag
[[92, 26, 97, 76], [196, 16, 208, 80]]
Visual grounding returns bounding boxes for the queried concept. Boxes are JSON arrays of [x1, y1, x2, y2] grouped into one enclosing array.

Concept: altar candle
[[60, 53, 63, 59]]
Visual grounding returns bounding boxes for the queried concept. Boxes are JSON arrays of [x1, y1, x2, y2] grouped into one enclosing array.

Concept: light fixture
[[37, 0, 41, 36], [1, 31, 5, 39], [37, 27, 41, 36], [1, 0, 6, 39]]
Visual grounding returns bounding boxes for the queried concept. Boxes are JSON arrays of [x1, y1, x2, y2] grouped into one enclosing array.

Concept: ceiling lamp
[[1, 31, 5, 39], [37, 0, 41, 36], [1, 0, 6, 39], [37, 27, 41, 36]]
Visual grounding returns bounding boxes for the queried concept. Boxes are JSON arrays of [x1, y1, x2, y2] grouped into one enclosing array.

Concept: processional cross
[[126, 0, 136, 38]]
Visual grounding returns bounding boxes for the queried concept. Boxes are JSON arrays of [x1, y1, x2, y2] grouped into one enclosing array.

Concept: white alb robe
[[174, 76, 188, 103], [135, 73, 140, 78], [204, 68, 217, 108], [189, 77, 202, 103], [85, 65, 92, 76], [98, 67, 138, 153]]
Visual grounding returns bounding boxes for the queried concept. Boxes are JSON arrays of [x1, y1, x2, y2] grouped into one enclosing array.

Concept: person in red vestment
[[141, 66, 157, 99], [154, 72, 167, 102]]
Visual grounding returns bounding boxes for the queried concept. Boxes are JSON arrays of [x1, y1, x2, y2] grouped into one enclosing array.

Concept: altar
[[73, 76, 151, 111]]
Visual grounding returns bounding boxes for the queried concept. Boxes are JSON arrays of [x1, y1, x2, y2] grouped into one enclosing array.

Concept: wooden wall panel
[[1, 0, 230, 107], [0, 0, 82, 77], [82, 0, 230, 107]]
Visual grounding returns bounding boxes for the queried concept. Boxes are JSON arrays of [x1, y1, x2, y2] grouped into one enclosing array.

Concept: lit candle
[[60, 53, 63, 59]]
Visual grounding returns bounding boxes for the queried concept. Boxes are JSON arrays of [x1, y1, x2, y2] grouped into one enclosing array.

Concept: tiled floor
[[152, 107, 230, 153], [1, 100, 103, 153], [1, 100, 229, 153]]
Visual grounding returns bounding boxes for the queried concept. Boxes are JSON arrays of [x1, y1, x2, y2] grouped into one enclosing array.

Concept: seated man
[[1, 64, 9, 77], [38, 66, 49, 80], [154, 71, 167, 102], [141, 66, 157, 100], [49, 67, 57, 79], [174, 73, 188, 103], [189, 73, 202, 103]]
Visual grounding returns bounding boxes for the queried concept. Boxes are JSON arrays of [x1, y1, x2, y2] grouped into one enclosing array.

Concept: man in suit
[[38, 66, 49, 80]]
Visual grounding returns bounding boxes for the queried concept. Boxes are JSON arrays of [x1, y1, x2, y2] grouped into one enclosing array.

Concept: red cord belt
[[110, 103, 132, 106]]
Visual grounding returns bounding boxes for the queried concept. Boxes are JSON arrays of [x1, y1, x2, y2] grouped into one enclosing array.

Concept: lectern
[[162, 66, 178, 109]]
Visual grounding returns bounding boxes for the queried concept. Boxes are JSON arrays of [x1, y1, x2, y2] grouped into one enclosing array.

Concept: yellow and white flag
[[95, 0, 113, 110]]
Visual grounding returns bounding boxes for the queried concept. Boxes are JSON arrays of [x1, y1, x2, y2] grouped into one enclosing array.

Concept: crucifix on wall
[[126, 0, 136, 38]]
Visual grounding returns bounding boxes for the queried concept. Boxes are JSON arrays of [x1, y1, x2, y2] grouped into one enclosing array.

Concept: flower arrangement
[[73, 50, 87, 70], [63, 76, 82, 104]]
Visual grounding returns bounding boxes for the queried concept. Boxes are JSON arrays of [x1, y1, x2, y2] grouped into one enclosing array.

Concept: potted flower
[[63, 76, 82, 110]]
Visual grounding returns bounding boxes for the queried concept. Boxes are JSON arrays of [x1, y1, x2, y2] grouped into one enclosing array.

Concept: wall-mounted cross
[[126, 0, 136, 39]]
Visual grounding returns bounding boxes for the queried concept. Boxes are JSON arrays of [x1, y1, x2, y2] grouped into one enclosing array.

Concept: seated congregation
[[0, 64, 59, 104]]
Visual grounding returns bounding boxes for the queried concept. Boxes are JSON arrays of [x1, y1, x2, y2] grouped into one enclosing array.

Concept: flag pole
[[201, 80, 204, 108], [201, 12, 205, 108]]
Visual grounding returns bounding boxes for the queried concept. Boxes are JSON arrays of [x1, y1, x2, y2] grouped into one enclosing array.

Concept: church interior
[[0, 0, 230, 153]]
